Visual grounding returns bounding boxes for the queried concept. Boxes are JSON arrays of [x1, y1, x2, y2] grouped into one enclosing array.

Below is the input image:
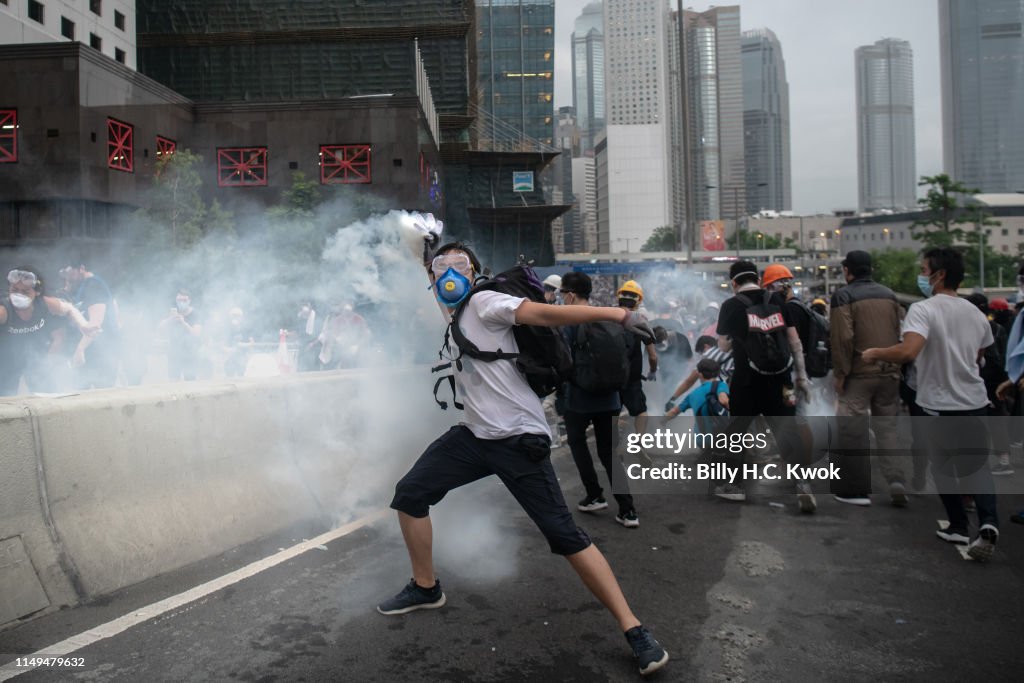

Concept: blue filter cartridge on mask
[[435, 268, 472, 307]]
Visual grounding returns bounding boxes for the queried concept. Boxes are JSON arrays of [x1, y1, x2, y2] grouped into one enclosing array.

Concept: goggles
[[8, 270, 39, 288], [431, 253, 473, 279]]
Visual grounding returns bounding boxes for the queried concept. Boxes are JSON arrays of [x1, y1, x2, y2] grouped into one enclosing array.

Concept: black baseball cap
[[841, 250, 872, 270]]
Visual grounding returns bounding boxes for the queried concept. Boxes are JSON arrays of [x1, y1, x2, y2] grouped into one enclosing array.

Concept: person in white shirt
[[863, 248, 999, 562], [376, 243, 669, 676]]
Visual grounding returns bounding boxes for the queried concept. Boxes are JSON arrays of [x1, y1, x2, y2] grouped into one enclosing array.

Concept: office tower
[[668, 6, 744, 237], [600, 0, 672, 253], [940, 0, 1024, 193], [0, 0, 136, 68], [550, 106, 580, 252], [572, 1, 605, 154], [742, 28, 791, 214], [477, 0, 556, 149], [856, 38, 916, 212]]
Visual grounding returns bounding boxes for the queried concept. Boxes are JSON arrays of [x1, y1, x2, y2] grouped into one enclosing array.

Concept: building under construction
[[134, 0, 566, 266], [0, 0, 567, 266]]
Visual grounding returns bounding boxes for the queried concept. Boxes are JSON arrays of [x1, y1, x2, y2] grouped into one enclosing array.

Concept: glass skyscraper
[[741, 29, 791, 214], [476, 0, 556, 150], [671, 6, 744, 225], [940, 0, 1024, 194], [855, 38, 916, 212], [572, 1, 605, 154]]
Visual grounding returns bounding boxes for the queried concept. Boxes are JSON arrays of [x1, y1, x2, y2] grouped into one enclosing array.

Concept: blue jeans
[[925, 407, 999, 532]]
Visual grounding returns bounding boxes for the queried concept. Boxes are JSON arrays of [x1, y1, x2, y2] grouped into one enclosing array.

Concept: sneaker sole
[[715, 493, 746, 502], [797, 493, 817, 513], [967, 543, 995, 562], [578, 503, 609, 512], [376, 593, 447, 616], [991, 470, 1015, 476], [639, 650, 669, 676], [616, 517, 640, 528]]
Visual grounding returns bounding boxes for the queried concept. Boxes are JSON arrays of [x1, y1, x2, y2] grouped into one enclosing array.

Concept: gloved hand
[[645, 371, 657, 382], [664, 400, 675, 413], [619, 309, 655, 343]]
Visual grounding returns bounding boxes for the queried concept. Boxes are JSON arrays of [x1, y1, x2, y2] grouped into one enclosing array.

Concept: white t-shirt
[[901, 294, 993, 412], [454, 290, 551, 440]]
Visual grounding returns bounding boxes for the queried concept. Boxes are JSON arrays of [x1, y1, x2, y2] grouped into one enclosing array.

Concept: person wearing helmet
[[762, 265, 813, 367], [810, 298, 828, 318], [617, 280, 658, 447], [542, 274, 563, 304]]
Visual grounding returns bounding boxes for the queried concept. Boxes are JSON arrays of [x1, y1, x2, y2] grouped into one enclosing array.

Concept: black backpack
[[696, 380, 729, 433], [570, 321, 631, 393], [794, 299, 831, 378], [736, 292, 793, 376], [433, 264, 573, 410]]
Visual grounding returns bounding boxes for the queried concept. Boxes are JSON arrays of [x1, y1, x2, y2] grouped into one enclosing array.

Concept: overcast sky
[[554, 0, 942, 214]]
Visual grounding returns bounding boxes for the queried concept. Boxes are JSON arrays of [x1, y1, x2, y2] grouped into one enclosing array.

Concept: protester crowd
[[0, 257, 378, 394]]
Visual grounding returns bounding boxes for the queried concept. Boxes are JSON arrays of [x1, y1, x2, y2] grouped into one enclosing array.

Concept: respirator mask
[[431, 253, 474, 308]]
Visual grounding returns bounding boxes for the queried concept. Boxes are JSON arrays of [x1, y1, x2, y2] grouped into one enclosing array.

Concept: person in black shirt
[[1, 267, 95, 395], [159, 289, 204, 381], [715, 261, 814, 511], [61, 257, 121, 389]]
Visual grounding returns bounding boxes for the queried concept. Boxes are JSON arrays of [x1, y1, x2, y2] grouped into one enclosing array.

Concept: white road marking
[[0, 509, 389, 681], [937, 519, 974, 561]]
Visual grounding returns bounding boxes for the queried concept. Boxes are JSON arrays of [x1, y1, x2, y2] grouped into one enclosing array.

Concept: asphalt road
[[2, 438, 1023, 682]]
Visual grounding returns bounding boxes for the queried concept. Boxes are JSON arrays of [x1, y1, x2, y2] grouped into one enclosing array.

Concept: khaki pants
[[833, 375, 905, 495]]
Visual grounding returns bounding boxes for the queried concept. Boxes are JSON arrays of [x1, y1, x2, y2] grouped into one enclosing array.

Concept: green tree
[[871, 249, 921, 296], [910, 173, 997, 248], [727, 229, 784, 250], [135, 149, 237, 250], [641, 225, 679, 252]]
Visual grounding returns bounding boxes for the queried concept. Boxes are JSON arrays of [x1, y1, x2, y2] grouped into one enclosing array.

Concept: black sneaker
[[578, 495, 609, 512], [624, 625, 669, 676], [967, 524, 998, 563], [616, 509, 640, 528], [377, 579, 446, 615]]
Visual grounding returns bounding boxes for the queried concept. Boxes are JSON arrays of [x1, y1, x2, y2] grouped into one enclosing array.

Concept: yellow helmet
[[617, 280, 644, 303]]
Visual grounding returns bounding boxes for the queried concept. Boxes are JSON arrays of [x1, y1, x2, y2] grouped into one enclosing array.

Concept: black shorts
[[390, 426, 592, 556], [619, 380, 648, 416]]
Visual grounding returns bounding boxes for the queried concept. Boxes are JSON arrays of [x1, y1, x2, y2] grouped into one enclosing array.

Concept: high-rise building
[[0, 0, 136, 68], [550, 106, 580, 252], [940, 0, 1024, 194], [668, 6, 744, 239], [601, 0, 672, 253], [571, 1, 605, 154], [741, 28, 791, 214], [572, 155, 598, 252], [476, 0, 556, 149], [855, 38, 916, 212]]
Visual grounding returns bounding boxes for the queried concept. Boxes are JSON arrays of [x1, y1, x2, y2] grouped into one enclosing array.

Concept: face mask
[[917, 274, 933, 298], [176, 300, 190, 312], [9, 293, 32, 309], [435, 267, 472, 308]]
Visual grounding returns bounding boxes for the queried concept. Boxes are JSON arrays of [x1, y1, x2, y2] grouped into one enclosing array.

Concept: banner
[[701, 220, 726, 251]]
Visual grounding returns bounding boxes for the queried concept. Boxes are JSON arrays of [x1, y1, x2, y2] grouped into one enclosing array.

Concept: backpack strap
[[431, 373, 464, 411]]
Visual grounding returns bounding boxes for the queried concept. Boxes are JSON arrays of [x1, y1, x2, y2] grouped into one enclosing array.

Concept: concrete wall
[[0, 367, 454, 628]]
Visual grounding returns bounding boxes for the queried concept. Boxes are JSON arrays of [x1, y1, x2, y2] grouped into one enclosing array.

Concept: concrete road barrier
[[0, 367, 453, 628]]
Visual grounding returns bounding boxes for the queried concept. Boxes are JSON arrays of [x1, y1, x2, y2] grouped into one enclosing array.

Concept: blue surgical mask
[[435, 267, 472, 308], [917, 274, 933, 298]]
